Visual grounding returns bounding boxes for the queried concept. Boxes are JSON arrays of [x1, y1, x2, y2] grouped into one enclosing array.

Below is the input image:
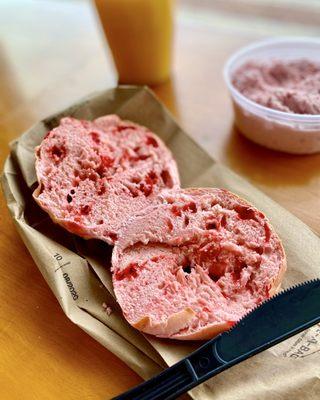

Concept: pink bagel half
[[112, 188, 286, 340], [33, 115, 180, 244]]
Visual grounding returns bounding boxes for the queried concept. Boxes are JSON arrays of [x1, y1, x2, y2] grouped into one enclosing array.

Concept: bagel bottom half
[[112, 188, 286, 340]]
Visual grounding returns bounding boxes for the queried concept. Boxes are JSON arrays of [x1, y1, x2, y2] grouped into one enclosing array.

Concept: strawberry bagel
[[112, 188, 286, 340], [34, 115, 180, 244]]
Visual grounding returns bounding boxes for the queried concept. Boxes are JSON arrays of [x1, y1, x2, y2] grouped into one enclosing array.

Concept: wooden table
[[1, 1, 320, 399]]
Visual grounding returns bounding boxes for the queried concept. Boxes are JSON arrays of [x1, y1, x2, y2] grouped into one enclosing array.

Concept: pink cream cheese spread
[[233, 59, 320, 114]]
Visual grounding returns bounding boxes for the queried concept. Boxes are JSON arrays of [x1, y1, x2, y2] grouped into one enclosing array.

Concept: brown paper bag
[[2, 86, 320, 399]]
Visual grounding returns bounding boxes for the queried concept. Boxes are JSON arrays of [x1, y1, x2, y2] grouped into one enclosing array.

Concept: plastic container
[[224, 37, 320, 154]]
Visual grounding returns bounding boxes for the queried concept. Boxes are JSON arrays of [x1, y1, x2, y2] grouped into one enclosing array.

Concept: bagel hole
[[183, 265, 192, 274]]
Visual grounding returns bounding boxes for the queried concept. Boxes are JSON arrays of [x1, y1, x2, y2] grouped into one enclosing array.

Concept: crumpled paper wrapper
[[2, 86, 320, 399]]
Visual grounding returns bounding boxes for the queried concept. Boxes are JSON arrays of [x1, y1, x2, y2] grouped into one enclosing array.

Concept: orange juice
[[94, 0, 174, 85]]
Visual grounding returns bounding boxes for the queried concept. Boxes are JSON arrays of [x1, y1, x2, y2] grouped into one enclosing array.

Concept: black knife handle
[[112, 338, 227, 400]]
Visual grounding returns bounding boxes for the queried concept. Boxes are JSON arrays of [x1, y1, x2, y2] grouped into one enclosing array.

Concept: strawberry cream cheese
[[233, 59, 320, 115]]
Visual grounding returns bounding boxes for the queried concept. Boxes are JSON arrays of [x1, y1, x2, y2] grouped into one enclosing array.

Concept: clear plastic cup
[[223, 37, 320, 154]]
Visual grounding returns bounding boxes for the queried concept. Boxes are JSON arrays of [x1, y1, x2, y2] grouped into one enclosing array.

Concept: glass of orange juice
[[94, 0, 174, 85]]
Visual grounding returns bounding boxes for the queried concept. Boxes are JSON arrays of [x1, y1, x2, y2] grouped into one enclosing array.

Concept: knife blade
[[113, 279, 320, 400]]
